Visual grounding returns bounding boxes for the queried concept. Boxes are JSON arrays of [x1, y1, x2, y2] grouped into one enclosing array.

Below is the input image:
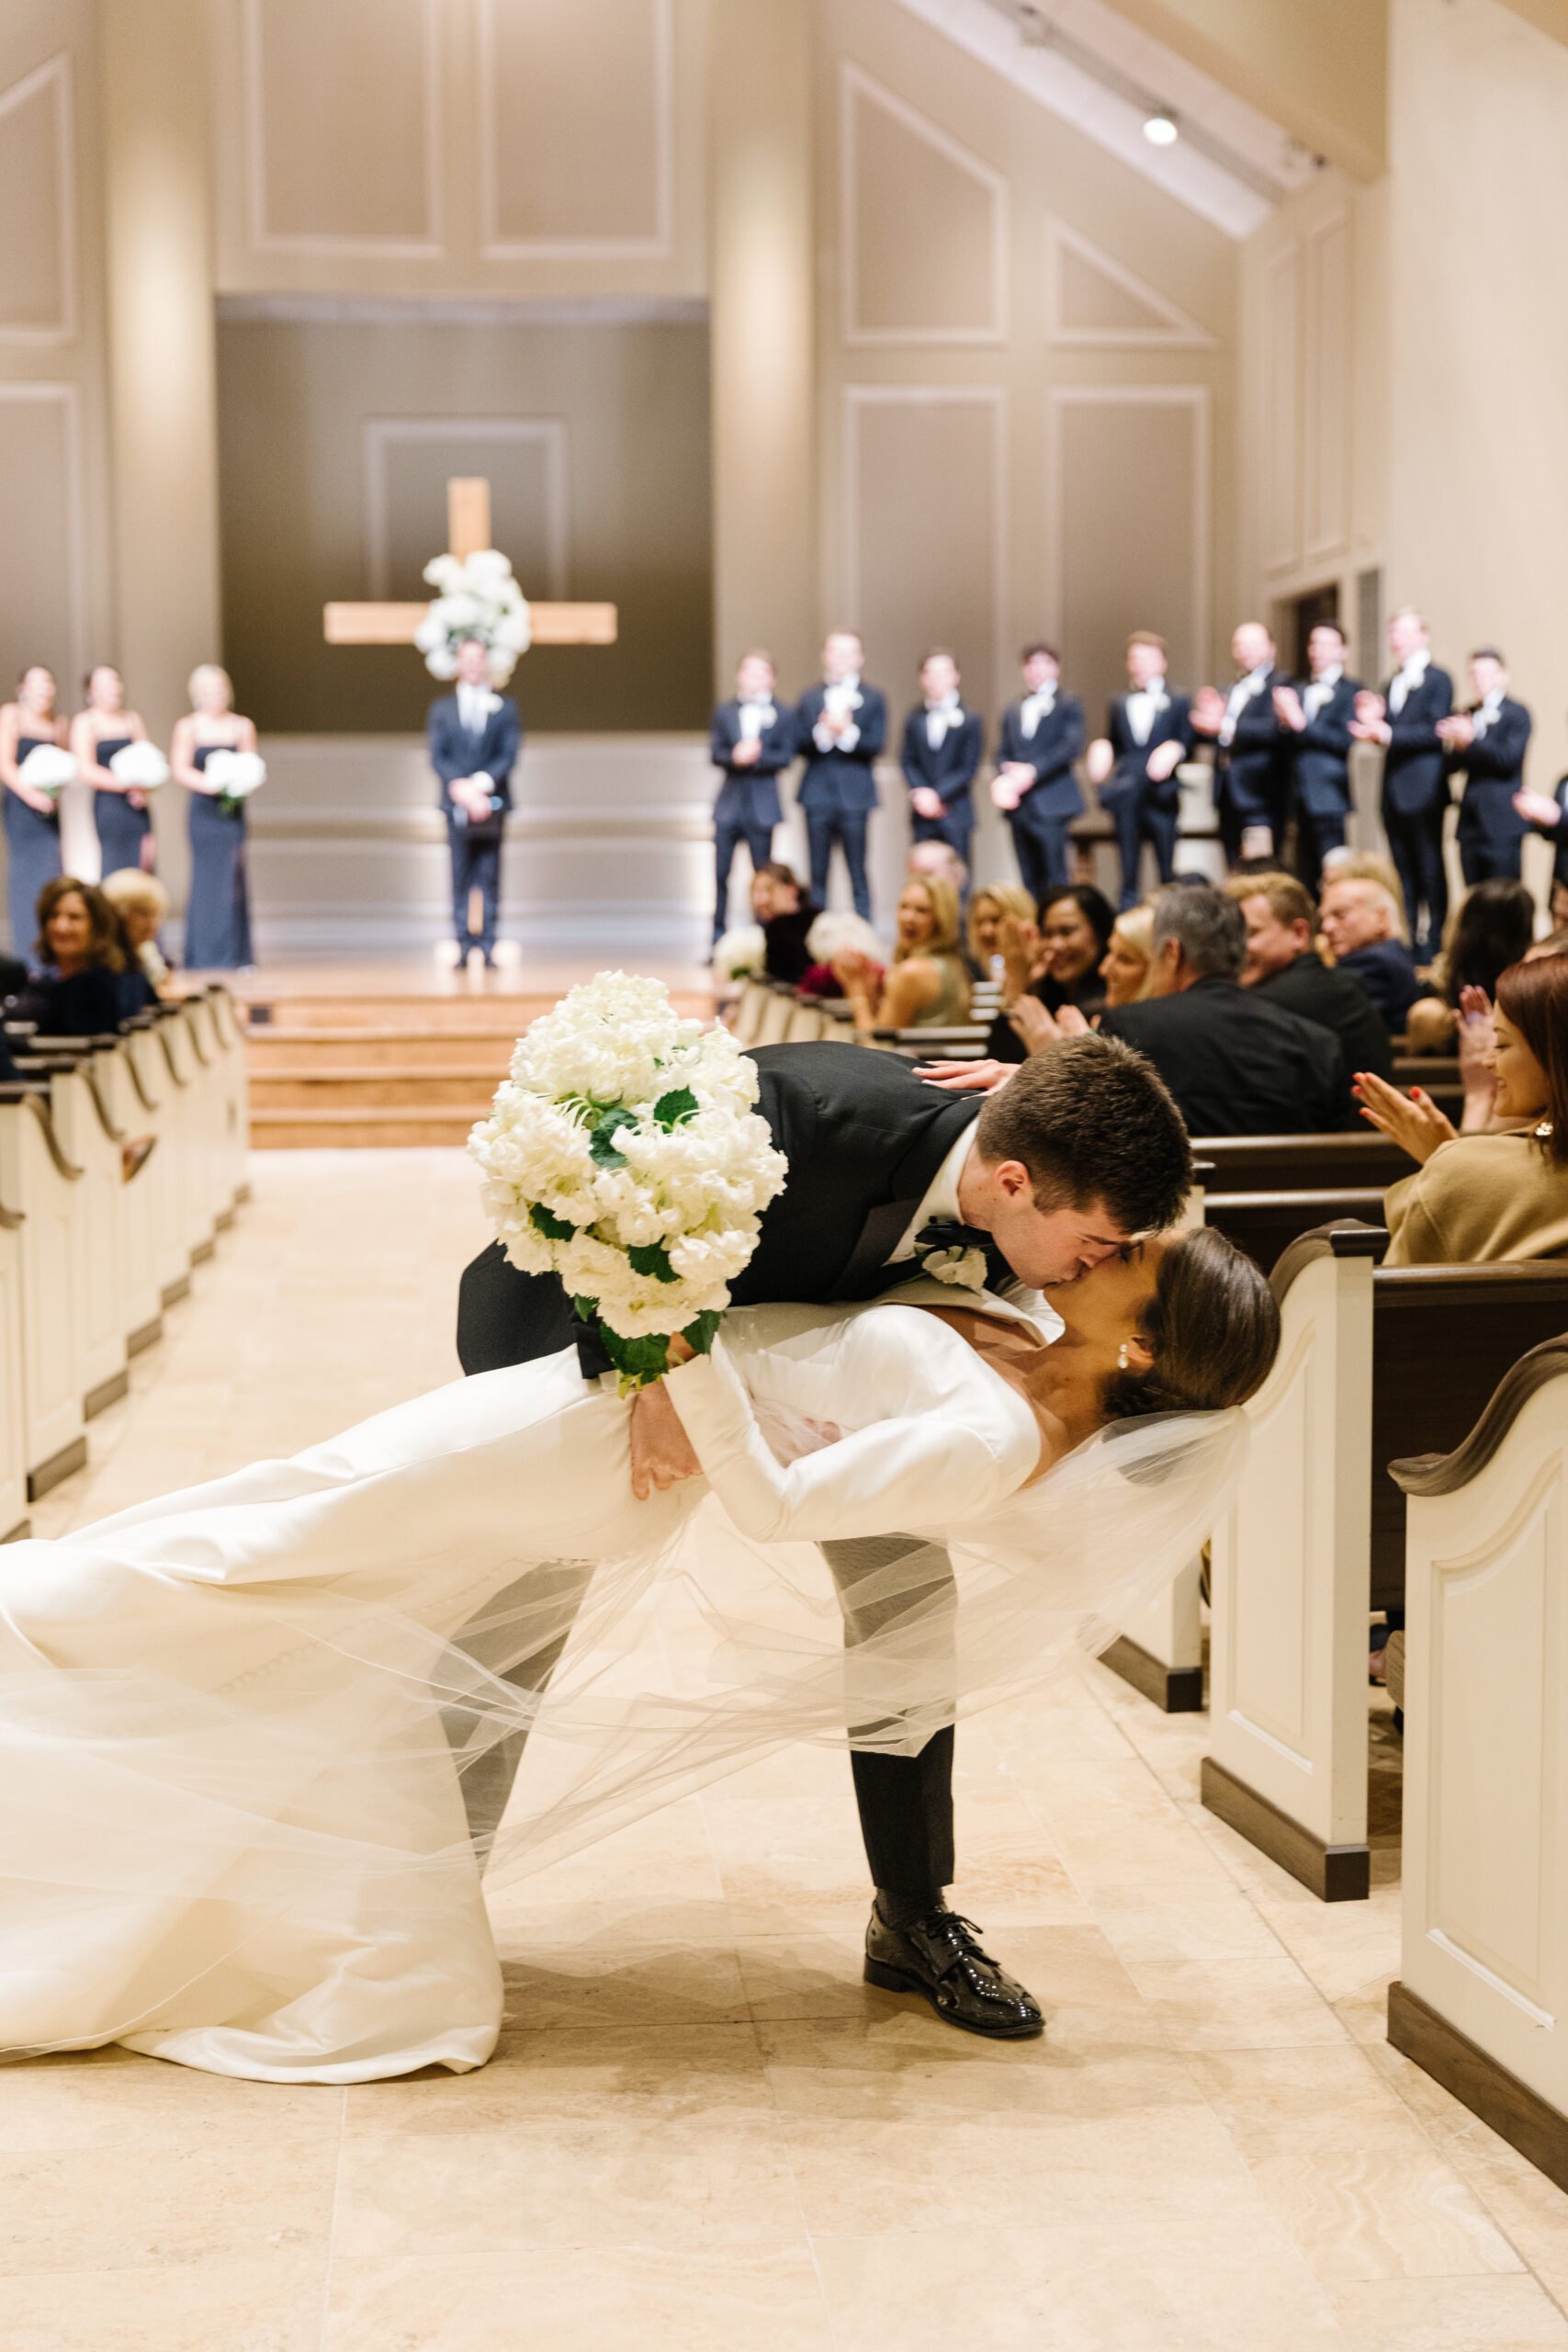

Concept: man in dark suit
[[1438, 648, 1534, 885], [1515, 763, 1568, 922], [900, 649, 983, 878], [426, 636, 522, 967], [457, 1036, 1192, 2039], [991, 640, 1085, 902], [1191, 621, 1292, 866], [708, 650, 796, 945], [1271, 621, 1360, 896], [795, 629, 886, 921], [1226, 871, 1393, 1102], [1317, 874, 1423, 1029], [1098, 886, 1351, 1135], [1349, 607, 1453, 955], [1087, 632, 1195, 910]]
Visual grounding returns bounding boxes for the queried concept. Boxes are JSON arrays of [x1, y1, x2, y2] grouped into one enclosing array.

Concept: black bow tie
[[914, 1218, 995, 1258]]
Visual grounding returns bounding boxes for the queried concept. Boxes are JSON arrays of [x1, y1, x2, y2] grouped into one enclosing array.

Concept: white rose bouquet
[[203, 749, 266, 819], [17, 744, 76, 801], [107, 741, 171, 791], [468, 971, 788, 1390], [415, 549, 532, 688]]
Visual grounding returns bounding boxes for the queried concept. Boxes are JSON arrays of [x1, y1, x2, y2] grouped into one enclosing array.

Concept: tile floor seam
[[315, 2084, 348, 2352]]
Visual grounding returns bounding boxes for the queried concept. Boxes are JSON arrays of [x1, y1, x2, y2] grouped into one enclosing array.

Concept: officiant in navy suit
[[427, 635, 522, 967], [795, 628, 886, 921], [708, 650, 795, 944], [900, 649, 983, 880], [991, 641, 1085, 902]]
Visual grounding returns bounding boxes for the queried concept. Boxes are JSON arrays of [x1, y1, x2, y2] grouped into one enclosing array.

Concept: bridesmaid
[[0, 665, 67, 957], [171, 663, 255, 970], [70, 664, 156, 880]]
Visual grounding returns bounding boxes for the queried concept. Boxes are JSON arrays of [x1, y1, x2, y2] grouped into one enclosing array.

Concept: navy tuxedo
[[795, 681, 887, 920], [427, 692, 522, 958], [1101, 687, 1194, 910], [708, 696, 795, 939], [996, 693, 1085, 900], [1378, 662, 1454, 953], [1213, 667, 1292, 859], [1529, 774, 1568, 891], [1451, 695, 1533, 884], [1286, 672, 1361, 894], [900, 705, 983, 869]]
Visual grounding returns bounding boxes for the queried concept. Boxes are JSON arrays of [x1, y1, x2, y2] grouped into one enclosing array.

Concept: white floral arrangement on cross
[[469, 972, 788, 1391], [415, 549, 533, 689]]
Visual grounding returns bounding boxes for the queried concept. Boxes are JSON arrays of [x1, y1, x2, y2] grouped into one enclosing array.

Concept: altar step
[[250, 1104, 495, 1148]]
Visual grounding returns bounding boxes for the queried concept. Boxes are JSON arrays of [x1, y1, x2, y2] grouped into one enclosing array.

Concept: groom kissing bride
[[457, 1034, 1236, 2044]]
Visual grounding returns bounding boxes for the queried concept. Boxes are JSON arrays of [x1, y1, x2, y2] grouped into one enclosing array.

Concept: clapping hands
[[1351, 1069, 1457, 1164]]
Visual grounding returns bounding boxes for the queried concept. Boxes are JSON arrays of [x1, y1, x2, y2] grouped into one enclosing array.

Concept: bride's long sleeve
[[662, 1309, 1038, 1543]]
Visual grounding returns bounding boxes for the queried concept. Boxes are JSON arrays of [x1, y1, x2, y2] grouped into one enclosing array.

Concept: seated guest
[[1359, 955, 1568, 1262], [13, 877, 128, 1035], [708, 650, 795, 949], [0, 948, 25, 1003], [988, 883, 1114, 1063], [751, 862, 818, 985], [907, 840, 976, 967], [1099, 905, 1156, 1009], [900, 649, 982, 876], [966, 883, 1035, 986], [1317, 875, 1423, 1028], [1097, 887, 1351, 1136], [835, 875, 970, 1033], [100, 867, 172, 1000], [1405, 877, 1535, 1054], [1322, 850, 1411, 935], [1226, 871, 1393, 1089]]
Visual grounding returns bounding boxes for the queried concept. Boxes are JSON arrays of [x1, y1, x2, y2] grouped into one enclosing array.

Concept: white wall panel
[[479, 0, 673, 257], [840, 64, 1006, 345], [243, 0, 441, 254], [0, 384, 83, 689], [0, 53, 74, 341], [1303, 212, 1350, 561]]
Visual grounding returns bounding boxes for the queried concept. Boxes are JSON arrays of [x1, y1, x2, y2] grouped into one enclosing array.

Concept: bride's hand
[[916, 1058, 1014, 1093], [629, 1379, 703, 1498]]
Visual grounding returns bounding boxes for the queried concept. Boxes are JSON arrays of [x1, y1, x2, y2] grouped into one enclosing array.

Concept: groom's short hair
[[975, 1035, 1190, 1234]]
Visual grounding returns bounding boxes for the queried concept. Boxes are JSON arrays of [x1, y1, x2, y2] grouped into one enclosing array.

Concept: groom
[[457, 1036, 1190, 2037]]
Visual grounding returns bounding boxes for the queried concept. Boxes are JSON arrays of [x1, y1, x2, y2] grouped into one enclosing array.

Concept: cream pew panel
[[124, 1026, 186, 1307], [0, 1088, 85, 1496], [45, 1062, 128, 1419], [0, 1184, 27, 1540], [1101, 1557, 1204, 1713], [155, 1010, 209, 1263], [204, 986, 250, 1216]]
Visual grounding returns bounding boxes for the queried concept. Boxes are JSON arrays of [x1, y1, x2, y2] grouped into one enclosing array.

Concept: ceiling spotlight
[[1143, 109, 1179, 146]]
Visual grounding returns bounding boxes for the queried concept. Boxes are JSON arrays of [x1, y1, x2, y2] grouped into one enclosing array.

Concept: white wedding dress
[[0, 1292, 1242, 2084]]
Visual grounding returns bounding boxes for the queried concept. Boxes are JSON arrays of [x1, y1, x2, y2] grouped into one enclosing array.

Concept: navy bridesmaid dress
[[91, 734, 153, 878], [184, 745, 253, 970], [5, 734, 63, 957]]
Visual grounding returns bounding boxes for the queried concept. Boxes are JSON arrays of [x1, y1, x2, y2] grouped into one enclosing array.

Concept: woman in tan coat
[[1355, 953, 1568, 1263]]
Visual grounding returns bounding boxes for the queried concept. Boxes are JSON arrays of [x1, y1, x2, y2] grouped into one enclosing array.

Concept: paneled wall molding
[[1303, 209, 1351, 565], [1044, 216, 1213, 350], [838, 62, 1008, 345], [1045, 383, 1212, 681], [360, 414, 570, 598], [0, 51, 76, 344], [0, 381, 85, 686], [243, 0, 444, 257], [476, 0, 675, 261], [1260, 243, 1302, 575], [216, 291, 707, 327]]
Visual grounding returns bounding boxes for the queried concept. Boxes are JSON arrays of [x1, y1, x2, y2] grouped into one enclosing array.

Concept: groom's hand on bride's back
[[629, 1382, 703, 1500]]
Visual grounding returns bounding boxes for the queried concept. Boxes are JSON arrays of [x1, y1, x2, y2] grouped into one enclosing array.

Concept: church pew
[[203, 984, 252, 1219], [729, 978, 771, 1045], [124, 1023, 190, 1307], [0, 1083, 87, 1498], [1387, 1339, 1568, 2198], [1193, 1132, 1416, 1192], [0, 1167, 27, 1540], [1204, 1189, 1387, 1272], [42, 1057, 130, 1419], [1203, 1227, 1568, 1901]]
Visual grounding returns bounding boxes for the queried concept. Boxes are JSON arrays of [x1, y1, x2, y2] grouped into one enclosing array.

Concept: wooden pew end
[[1201, 1757, 1371, 1902]]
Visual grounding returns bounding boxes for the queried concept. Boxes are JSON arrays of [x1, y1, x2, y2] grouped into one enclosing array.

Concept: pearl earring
[[1117, 1341, 1131, 1370]]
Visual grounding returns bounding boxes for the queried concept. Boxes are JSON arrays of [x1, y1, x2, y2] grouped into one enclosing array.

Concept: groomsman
[[1087, 632, 1194, 910], [1438, 649, 1533, 885], [899, 649, 983, 878], [1272, 620, 1360, 896], [1349, 607, 1453, 956], [991, 640, 1085, 902], [708, 650, 796, 945], [1514, 741, 1568, 918], [1191, 620, 1292, 865], [795, 629, 886, 921], [426, 636, 521, 967]]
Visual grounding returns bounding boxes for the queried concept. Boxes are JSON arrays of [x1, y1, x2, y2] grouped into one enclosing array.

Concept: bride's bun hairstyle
[[974, 1035, 1191, 1238], [1102, 1226, 1280, 1422]]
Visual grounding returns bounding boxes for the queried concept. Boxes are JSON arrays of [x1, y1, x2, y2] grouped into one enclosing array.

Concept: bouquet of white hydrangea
[[415, 549, 532, 688], [469, 972, 788, 1389], [17, 744, 76, 800], [107, 741, 171, 791], [203, 749, 267, 820]]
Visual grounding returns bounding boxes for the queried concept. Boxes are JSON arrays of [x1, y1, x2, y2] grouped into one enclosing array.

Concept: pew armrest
[[1270, 1220, 1390, 1303], [1392, 1331, 1568, 1498]]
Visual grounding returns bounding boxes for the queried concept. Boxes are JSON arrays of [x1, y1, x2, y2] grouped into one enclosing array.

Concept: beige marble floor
[[12, 1149, 1568, 2351]]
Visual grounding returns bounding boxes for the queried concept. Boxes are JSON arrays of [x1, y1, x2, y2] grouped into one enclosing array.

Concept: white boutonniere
[[922, 1245, 989, 1292]]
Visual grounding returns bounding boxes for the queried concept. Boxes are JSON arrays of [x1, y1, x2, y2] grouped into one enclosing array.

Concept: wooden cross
[[322, 477, 617, 650]]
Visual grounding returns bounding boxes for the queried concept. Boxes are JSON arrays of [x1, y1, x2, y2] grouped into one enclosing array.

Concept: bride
[[0, 1227, 1275, 2084]]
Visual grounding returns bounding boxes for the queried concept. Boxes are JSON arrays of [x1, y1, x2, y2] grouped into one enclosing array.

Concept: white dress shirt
[[814, 675, 863, 756], [1125, 680, 1168, 747], [1218, 664, 1272, 748], [1303, 664, 1343, 722], [924, 693, 964, 751], [1387, 650, 1429, 717], [1472, 687, 1504, 739], [457, 683, 499, 737], [737, 695, 777, 742], [1019, 685, 1056, 741]]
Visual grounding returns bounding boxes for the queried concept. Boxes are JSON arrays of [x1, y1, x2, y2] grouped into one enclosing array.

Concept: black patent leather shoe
[[863, 1905, 1044, 2039]]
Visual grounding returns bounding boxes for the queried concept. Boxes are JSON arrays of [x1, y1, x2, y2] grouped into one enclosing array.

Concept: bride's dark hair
[[1100, 1227, 1279, 1421]]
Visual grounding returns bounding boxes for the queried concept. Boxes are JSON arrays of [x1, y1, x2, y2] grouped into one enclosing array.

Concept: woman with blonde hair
[[966, 882, 1035, 978], [171, 663, 258, 969], [836, 874, 972, 1031], [101, 866, 172, 998], [1099, 904, 1156, 1008]]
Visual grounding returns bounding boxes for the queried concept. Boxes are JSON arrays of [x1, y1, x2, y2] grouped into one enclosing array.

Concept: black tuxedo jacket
[[426, 695, 522, 812], [794, 684, 886, 814], [709, 698, 797, 831], [899, 707, 983, 816], [1100, 976, 1350, 1137], [455, 1043, 995, 1375], [1288, 674, 1360, 818], [1214, 668, 1292, 824], [1450, 696, 1533, 846], [996, 695, 1085, 820], [1103, 692, 1194, 812], [1380, 665, 1454, 817], [1535, 774, 1568, 887]]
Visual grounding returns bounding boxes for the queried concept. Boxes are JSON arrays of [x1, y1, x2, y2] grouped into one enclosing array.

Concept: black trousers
[[1458, 829, 1522, 886], [909, 806, 973, 879], [1008, 810, 1074, 905], [447, 816, 502, 956], [715, 816, 775, 940], [1104, 789, 1177, 910], [806, 808, 872, 921], [1384, 802, 1448, 955], [1294, 809, 1347, 899]]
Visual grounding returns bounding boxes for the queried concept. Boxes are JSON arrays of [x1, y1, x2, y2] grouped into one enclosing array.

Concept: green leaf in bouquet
[[589, 1105, 640, 1168], [626, 1240, 679, 1284], [597, 1323, 673, 1393], [682, 1309, 723, 1356], [652, 1086, 699, 1129], [530, 1203, 577, 1242]]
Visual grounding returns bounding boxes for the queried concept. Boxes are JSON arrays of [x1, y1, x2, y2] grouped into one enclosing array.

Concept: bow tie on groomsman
[[1018, 684, 1056, 739], [924, 694, 964, 751]]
